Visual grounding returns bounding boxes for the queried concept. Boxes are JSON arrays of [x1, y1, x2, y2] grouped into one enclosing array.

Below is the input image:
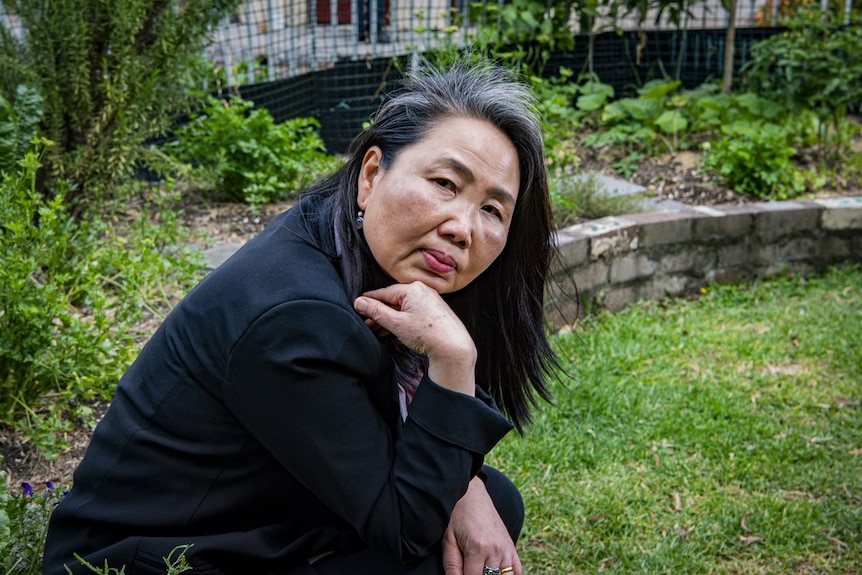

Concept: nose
[[437, 204, 474, 249]]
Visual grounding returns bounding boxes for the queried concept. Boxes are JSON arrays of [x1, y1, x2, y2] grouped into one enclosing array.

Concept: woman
[[43, 60, 559, 575]]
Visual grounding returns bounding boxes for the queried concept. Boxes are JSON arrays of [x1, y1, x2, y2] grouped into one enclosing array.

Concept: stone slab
[[626, 210, 700, 247], [693, 204, 759, 242], [202, 242, 244, 270], [754, 201, 822, 241], [574, 172, 647, 197], [554, 228, 590, 269], [565, 217, 639, 260], [815, 196, 862, 230], [642, 198, 692, 212]]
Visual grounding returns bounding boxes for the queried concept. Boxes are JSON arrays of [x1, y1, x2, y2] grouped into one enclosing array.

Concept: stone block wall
[[546, 196, 862, 328]]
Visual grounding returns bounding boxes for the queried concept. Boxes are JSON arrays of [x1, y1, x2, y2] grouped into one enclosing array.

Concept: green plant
[[702, 121, 818, 199], [0, 476, 64, 575], [0, 142, 202, 458], [593, 78, 692, 155], [610, 151, 644, 179], [0, 85, 42, 175], [0, 144, 123, 426], [468, 0, 577, 72], [743, 7, 862, 164], [550, 172, 643, 227], [0, 473, 192, 575], [205, 56, 271, 89], [166, 96, 340, 210], [70, 544, 194, 575], [0, 466, 8, 558], [0, 0, 244, 207], [686, 84, 784, 132]]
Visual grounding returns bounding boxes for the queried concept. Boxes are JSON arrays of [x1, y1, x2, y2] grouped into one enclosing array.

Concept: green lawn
[[491, 265, 862, 574]]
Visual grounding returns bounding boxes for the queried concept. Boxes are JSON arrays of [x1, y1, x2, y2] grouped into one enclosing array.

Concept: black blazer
[[43, 194, 513, 575]]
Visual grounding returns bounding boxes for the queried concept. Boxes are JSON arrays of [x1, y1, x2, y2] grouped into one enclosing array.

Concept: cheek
[[476, 226, 509, 268], [489, 224, 511, 254]]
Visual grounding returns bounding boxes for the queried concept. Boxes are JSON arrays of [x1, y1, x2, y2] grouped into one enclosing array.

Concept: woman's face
[[357, 116, 520, 294]]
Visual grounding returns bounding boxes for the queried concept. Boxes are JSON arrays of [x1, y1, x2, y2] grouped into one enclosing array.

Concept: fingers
[[354, 295, 398, 330], [442, 527, 464, 575], [462, 543, 520, 575], [446, 477, 523, 575], [353, 282, 473, 357]]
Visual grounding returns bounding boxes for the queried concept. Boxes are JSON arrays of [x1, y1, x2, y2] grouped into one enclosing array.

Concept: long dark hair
[[303, 60, 558, 430]]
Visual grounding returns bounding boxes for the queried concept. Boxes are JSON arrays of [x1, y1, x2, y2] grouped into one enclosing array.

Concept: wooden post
[[722, 0, 738, 94]]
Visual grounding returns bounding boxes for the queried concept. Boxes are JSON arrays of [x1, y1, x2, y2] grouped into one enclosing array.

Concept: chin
[[405, 274, 455, 294]]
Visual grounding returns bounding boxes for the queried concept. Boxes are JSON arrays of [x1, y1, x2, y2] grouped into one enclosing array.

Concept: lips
[[422, 248, 457, 274]]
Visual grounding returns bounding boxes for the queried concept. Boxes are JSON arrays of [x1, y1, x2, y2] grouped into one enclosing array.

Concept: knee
[[479, 466, 524, 543]]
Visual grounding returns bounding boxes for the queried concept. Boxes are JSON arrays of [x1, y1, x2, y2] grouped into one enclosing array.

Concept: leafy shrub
[[468, 0, 576, 71], [587, 79, 689, 155], [530, 68, 618, 181], [701, 122, 817, 199], [166, 96, 340, 210], [743, 7, 862, 163], [586, 79, 785, 155], [0, 0, 243, 206], [0, 142, 202, 457], [0, 468, 8, 558], [0, 145, 123, 422], [0, 85, 42, 175]]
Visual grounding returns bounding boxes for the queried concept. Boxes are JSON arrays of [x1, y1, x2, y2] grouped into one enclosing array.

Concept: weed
[[702, 121, 819, 199], [0, 473, 64, 574], [165, 96, 341, 211], [551, 173, 643, 227], [0, 142, 202, 459]]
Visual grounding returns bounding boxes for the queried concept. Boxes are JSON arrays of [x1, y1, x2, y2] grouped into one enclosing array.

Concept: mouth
[[422, 249, 457, 274]]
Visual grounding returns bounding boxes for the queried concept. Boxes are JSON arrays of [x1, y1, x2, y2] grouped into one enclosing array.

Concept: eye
[[482, 205, 504, 220], [434, 178, 456, 192]]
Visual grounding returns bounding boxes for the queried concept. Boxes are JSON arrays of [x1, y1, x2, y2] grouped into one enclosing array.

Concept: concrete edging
[[547, 196, 862, 327]]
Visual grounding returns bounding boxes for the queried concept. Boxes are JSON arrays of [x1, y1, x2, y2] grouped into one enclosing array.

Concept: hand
[[354, 282, 476, 395], [442, 477, 522, 575]]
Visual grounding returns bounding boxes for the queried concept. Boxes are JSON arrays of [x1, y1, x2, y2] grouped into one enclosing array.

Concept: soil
[[2, 149, 860, 496]]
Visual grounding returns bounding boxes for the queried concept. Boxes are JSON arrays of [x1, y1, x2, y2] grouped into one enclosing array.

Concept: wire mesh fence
[[176, 0, 856, 150], [0, 0, 858, 151], [198, 0, 857, 86]]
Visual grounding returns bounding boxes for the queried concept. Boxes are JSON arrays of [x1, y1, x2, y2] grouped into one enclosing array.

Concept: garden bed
[[2, 143, 860, 494]]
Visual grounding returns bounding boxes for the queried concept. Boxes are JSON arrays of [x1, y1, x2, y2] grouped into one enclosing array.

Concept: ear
[[357, 146, 383, 210]]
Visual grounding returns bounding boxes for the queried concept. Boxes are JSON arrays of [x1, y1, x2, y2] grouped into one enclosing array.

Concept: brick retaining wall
[[547, 196, 862, 328]]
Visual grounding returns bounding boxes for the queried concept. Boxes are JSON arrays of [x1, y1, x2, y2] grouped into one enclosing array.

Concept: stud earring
[[354, 210, 364, 229]]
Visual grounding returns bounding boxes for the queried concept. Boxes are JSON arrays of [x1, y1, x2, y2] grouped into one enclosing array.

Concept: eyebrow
[[439, 157, 517, 206]]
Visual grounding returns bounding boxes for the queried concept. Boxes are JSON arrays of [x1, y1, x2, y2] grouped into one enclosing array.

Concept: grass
[[550, 173, 645, 229], [490, 265, 862, 574], [3, 266, 860, 573]]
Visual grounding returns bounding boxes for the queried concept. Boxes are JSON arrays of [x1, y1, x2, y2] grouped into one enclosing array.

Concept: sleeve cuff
[[406, 375, 513, 455]]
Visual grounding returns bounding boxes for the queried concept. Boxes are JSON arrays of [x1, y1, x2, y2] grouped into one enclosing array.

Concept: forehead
[[409, 116, 521, 193]]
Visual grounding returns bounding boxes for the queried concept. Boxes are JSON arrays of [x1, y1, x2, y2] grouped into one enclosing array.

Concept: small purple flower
[[22, 482, 33, 497], [45, 481, 56, 490]]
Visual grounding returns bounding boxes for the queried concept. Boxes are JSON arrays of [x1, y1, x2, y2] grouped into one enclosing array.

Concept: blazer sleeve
[[222, 298, 513, 560]]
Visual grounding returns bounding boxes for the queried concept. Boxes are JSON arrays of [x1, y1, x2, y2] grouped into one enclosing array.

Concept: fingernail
[[354, 297, 367, 313]]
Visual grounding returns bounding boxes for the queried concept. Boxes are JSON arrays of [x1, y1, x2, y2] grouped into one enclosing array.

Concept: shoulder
[[195, 199, 348, 309]]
